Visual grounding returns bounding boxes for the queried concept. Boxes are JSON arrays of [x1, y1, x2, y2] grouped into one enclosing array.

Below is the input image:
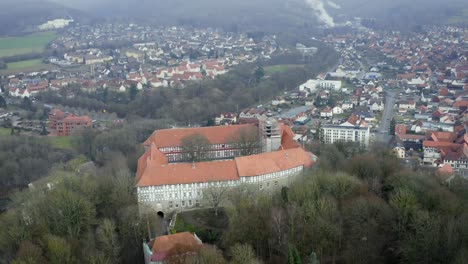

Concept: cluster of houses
[[338, 25, 468, 174], [2, 23, 278, 97]]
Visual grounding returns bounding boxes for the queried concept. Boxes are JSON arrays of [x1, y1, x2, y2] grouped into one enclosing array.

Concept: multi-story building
[[48, 109, 92, 136], [322, 124, 370, 147], [136, 118, 317, 215], [320, 114, 370, 147]]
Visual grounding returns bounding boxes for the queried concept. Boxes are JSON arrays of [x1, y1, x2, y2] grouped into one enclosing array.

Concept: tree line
[[0, 119, 175, 264], [2, 122, 468, 263], [213, 142, 468, 264]]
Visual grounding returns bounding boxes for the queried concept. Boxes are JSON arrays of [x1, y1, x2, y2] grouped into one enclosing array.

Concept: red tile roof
[[423, 141, 460, 148], [151, 232, 201, 261], [143, 124, 256, 148], [280, 124, 300, 150], [453, 100, 468, 108], [137, 124, 316, 187], [438, 164, 454, 175], [235, 148, 314, 177], [426, 131, 457, 142], [137, 160, 239, 187]]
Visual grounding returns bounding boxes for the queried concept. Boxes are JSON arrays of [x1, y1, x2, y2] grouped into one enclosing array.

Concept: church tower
[[259, 112, 282, 152]]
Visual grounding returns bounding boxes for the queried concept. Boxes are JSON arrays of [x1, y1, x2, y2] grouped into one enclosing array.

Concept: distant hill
[[58, 0, 318, 33], [56, 0, 467, 32], [0, 0, 89, 36], [332, 0, 468, 28]]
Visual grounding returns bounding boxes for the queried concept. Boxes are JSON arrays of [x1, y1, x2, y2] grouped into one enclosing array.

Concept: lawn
[[49, 136, 75, 150], [6, 59, 44, 70], [0, 127, 11, 137], [264, 64, 304, 75], [0, 31, 56, 58]]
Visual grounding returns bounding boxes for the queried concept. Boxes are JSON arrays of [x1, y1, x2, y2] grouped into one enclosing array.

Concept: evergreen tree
[[129, 84, 139, 101], [308, 251, 320, 264], [254, 66, 265, 82], [315, 121, 324, 144], [390, 118, 396, 135], [0, 95, 6, 108], [287, 244, 301, 264], [281, 186, 289, 203]]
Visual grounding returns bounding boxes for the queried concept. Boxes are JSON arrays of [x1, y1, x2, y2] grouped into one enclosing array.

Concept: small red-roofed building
[[395, 124, 407, 135], [320, 106, 333, 118], [143, 232, 202, 264], [436, 164, 455, 183]]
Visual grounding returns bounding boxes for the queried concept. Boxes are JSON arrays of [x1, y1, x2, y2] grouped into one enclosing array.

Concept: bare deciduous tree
[[229, 126, 261, 156], [181, 133, 211, 162], [203, 183, 229, 216]]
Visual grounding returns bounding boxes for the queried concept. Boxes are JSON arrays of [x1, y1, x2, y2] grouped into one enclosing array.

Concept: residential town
[[0, 18, 468, 264], [3, 24, 277, 98], [1, 23, 467, 171]]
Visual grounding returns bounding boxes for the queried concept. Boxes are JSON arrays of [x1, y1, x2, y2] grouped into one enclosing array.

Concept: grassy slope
[[49, 136, 75, 150], [0, 31, 56, 57], [264, 64, 304, 75], [6, 59, 44, 70], [0, 128, 11, 137]]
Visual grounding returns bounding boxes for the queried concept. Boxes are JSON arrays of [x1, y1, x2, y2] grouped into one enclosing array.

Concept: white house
[[369, 100, 385, 112], [408, 77, 425, 86], [342, 101, 354, 110], [299, 79, 342, 93], [332, 106, 344, 115], [272, 98, 286, 106], [10, 88, 31, 98], [320, 107, 333, 118], [392, 147, 406, 159], [399, 100, 416, 110]]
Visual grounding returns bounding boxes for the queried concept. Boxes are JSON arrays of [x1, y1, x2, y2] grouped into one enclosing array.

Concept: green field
[[447, 9, 468, 24], [49, 136, 75, 150], [0, 128, 11, 137], [0, 31, 56, 58], [264, 64, 304, 75], [6, 59, 44, 70]]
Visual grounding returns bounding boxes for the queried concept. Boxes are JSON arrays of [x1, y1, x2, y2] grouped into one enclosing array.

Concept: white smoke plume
[[305, 0, 335, 27], [327, 0, 341, 9]]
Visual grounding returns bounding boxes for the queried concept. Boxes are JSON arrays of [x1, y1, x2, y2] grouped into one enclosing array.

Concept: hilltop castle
[[135, 117, 317, 215]]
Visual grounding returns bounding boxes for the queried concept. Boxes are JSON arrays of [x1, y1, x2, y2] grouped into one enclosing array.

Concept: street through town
[[375, 90, 397, 144]]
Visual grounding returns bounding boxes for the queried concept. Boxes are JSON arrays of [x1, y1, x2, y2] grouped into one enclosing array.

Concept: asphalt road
[[375, 90, 397, 144]]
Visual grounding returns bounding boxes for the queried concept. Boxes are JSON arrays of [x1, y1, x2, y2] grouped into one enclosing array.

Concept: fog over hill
[[0, 0, 88, 35], [55, 0, 468, 29], [1, 0, 466, 36]]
